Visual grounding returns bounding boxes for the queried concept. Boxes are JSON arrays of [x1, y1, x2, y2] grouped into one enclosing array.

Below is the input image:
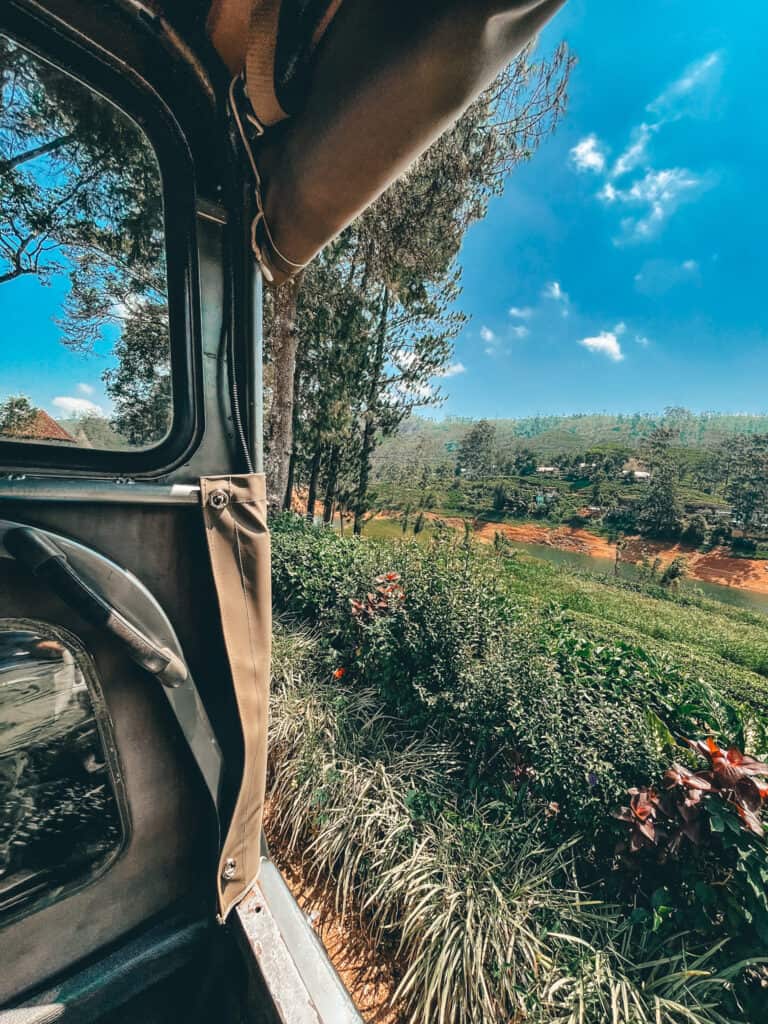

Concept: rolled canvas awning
[[210, 0, 568, 283]]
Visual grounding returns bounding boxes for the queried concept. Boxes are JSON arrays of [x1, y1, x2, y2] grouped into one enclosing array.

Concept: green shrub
[[683, 514, 709, 546], [269, 624, 760, 1024], [270, 518, 758, 843], [269, 517, 768, 1011]]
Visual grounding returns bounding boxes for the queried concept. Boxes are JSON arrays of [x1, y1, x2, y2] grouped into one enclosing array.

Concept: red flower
[[332, 667, 346, 680], [375, 572, 401, 584]]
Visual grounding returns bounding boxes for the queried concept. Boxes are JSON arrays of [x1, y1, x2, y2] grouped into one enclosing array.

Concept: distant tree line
[[371, 416, 768, 549]]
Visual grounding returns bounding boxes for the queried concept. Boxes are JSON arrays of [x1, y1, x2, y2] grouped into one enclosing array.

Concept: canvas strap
[[200, 474, 271, 922], [208, 0, 287, 127], [208, 0, 345, 127], [244, 0, 288, 127]]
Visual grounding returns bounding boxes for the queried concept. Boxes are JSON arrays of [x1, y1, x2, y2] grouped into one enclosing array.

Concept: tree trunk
[[306, 447, 322, 521], [283, 354, 307, 511], [323, 446, 339, 524], [354, 419, 376, 536], [353, 287, 389, 536], [264, 275, 302, 511], [283, 449, 296, 511]]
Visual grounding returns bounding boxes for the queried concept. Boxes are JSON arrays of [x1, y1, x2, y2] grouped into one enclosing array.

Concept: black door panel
[[0, 559, 212, 1003], [0, 503, 244, 783]]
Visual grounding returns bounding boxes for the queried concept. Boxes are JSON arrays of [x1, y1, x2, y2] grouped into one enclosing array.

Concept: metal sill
[[234, 860, 363, 1024]]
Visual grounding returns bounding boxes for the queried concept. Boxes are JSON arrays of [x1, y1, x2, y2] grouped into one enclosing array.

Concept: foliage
[[457, 419, 496, 478], [271, 518, 768, 843], [613, 742, 768, 1011], [0, 37, 170, 445], [0, 394, 37, 434], [660, 556, 688, 588], [270, 42, 573, 514], [684, 514, 710, 546], [728, 435, 768, 534], [616, 739, 768, 854], [269, 620, 763, 1024]]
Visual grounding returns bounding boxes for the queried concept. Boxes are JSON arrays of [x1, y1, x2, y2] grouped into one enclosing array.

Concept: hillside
[[373, 410, 768, 472]]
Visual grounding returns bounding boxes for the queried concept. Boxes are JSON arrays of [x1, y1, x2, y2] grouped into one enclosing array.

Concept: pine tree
[[458, 420, 496, 479], [637, 428, 683, 539], [265, 41, 572, 511]]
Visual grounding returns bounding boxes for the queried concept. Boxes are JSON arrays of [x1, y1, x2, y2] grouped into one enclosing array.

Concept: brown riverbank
[[375, 512, 768, 597]]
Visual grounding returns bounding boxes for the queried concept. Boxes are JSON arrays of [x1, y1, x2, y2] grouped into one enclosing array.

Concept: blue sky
[[1, 273, 117, 419], [2, 2, 767, 424], [440, 0, 768, 419]]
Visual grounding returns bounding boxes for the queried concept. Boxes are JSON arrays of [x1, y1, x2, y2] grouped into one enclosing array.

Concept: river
[[505, 537, 768, 617]]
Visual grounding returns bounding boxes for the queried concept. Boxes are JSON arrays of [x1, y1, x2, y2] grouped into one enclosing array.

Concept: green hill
[[374, 410, 768, 474]]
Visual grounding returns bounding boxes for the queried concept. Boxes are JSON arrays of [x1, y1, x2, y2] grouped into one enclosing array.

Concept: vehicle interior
[[0, 1, 564, 1021]]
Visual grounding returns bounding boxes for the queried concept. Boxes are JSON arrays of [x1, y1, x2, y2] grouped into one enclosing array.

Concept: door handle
[[4, 526, 188, 688]]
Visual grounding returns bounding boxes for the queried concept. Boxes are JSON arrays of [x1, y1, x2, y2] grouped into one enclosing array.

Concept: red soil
[[264, 812, 402, 1023], [377, 512, 768, 597]]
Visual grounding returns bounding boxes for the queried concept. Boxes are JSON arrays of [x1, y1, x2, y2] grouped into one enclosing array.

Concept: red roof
[[6, 410, 76, 443]]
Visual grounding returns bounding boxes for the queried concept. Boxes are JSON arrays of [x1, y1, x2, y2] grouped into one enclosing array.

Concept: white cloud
[[570, 134, 606, 174], [52, 396, 103, 417], [611, 123, 655, 179], [508, 306, 533, 319], [648, 51, 723, 120], [601, 168, 708, 241], [630, 168, 702, 204], [576, 52, 722, 244], [578, 331, 624, 362], [511, 325, 530, 339], [440, 362, 466, 378], [635, 335, 651, 347], [614, 322, 627, 336], [77, 382, 95, 396], [681, 259, 698, 272], [480, 325, 496, 343], [543, 281, 567, 302]]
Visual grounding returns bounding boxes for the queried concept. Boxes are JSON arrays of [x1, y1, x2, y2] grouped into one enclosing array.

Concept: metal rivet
[[222, 858, 237, 881], [210, 489, 229, 510]]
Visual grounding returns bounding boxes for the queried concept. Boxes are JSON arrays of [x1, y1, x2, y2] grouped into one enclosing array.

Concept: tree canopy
[[0, 36, 171, 446], [265, 40, 573, 523]]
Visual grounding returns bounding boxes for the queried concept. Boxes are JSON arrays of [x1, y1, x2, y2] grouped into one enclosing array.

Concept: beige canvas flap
[[201, 474, 271, 921]]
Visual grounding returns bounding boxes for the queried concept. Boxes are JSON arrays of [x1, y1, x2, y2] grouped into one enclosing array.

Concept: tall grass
[[269, 625, 755, 1024]]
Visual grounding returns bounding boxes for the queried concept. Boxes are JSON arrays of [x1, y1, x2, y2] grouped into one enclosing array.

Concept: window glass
[[0, 36, 172, 451], [0, 622, 125, 922]]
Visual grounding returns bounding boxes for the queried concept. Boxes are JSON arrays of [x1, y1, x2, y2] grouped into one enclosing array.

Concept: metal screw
[[222, 857, 237, 881], [210, 489, 229, 510]]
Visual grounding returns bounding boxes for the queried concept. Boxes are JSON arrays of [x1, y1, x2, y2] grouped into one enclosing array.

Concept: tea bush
[[269, 516, 768, 1019], [270, 517, 766, 841]]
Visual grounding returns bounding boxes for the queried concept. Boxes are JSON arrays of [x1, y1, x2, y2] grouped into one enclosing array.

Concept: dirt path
[[264, 814, 402, 1023], [376, 512, 768, 597]]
